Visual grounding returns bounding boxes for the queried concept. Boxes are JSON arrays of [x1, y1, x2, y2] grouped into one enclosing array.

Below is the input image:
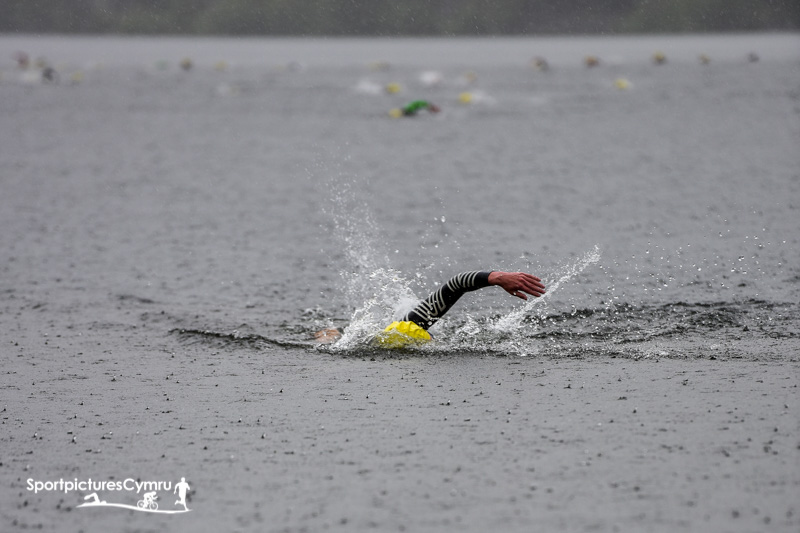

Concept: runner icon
[[174, 477, 190, 510]]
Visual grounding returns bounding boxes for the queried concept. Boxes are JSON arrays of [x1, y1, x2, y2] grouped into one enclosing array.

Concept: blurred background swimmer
[[314, 270, 546, 346], [389, 99, 441, 118]]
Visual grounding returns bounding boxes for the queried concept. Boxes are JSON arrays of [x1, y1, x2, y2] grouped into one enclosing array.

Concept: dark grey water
[[2, 34, 799, 359]]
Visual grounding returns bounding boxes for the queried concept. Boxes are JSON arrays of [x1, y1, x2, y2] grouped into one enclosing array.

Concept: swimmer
[[530, 56, 549, 71], [42, 66, 59, 83], [14, 51, 30, 69], [315, 271, 545, 346], [401, 100, 440, 116]]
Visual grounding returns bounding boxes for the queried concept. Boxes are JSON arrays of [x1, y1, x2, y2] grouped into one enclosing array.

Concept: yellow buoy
[[368, 61, 391, 71], [385, 82, 401, 94], [614, 78, 630, 90], [389, 108, 403, 118], [458, 92, 473, 104]]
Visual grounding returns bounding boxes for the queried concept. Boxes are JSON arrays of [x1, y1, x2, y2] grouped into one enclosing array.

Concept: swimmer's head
[[429, 104, 441, 113]]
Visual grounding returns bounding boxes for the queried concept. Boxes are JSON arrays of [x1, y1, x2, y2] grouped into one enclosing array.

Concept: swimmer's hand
[[314, 328, 342, 344], [488, 271, 546, 300]]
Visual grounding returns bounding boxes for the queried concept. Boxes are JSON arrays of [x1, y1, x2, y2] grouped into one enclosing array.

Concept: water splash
[[318, 172, 604, 355], [492, 245, 601, 333], [432, 245, 602, 357], [323, 178, 422, 350], [334, 267, 420, 350], [330, 245, 602, 355]]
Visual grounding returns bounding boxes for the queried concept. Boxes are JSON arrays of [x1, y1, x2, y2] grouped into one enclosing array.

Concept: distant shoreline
[[2, 32, 798, 69]]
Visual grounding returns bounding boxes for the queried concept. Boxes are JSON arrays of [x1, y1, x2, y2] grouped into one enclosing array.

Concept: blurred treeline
[[2, 0, 797, 35]]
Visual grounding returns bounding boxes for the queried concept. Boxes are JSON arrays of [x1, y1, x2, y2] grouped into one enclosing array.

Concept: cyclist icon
[[137, 491, 158, 511]]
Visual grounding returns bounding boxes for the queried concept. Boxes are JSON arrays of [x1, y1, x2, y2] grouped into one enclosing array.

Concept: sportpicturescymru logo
[[27, 477, 191, 514]]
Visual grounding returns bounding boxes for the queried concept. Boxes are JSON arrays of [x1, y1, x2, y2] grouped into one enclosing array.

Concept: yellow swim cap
[[389, 108, 403, 118], [373, 321, 432, 348]]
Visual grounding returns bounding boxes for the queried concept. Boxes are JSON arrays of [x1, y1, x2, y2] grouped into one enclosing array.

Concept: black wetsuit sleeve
[[403, 271, 492, 330]]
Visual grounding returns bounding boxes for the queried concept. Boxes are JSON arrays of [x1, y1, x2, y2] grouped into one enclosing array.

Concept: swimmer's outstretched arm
[[404, 271, 545, 330], [312, 270, 545, 343]]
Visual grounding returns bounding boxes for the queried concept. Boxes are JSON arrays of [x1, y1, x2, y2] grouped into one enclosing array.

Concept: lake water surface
[[1, 33, 799, 360]]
